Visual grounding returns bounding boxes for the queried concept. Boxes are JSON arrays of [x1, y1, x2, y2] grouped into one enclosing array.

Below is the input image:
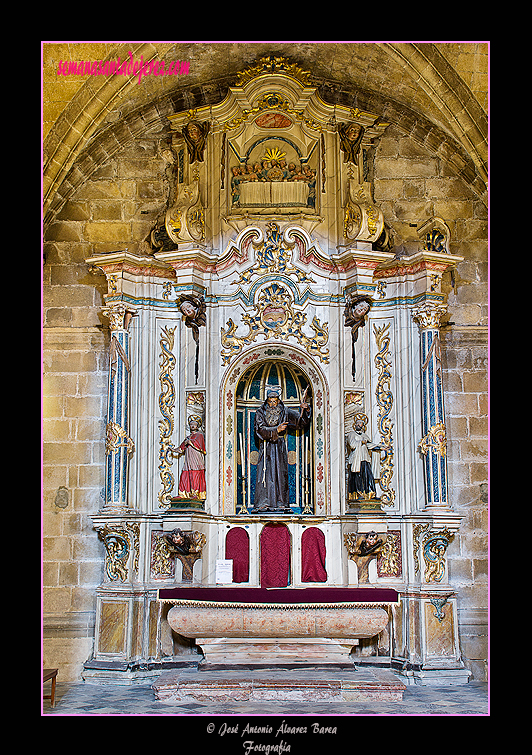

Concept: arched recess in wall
[[43, 42, 488, 228], [260, 523, 291, 588], [225, 526, 250, 583], [301, 527, 327, 583], [234, 359, 312, 515], [43, 42, 174, 221], [220, 342, 330, 517]]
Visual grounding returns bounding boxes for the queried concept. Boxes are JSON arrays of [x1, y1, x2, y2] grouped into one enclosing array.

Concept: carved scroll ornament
[[343, 181, 384, 243], [165, 181, 205, 244], [220, 283, 329, 365], [97, 522, 140, 582], [105, 421, 135, 457], [418, 423, 447, 458], [413, 524, 454, 583], [158, 326, 178, 506], [373, 323, 395, 506]]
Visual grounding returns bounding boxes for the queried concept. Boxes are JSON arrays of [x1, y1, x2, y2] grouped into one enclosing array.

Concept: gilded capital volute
[[102, 301, 136, 332], [411, 301, 447, 330]]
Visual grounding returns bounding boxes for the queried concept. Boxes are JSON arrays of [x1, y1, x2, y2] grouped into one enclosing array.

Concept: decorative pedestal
[[166, 497, 205, 512]]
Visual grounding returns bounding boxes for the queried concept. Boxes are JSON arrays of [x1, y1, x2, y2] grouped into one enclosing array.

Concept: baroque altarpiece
[[85, 58, 470, 685]]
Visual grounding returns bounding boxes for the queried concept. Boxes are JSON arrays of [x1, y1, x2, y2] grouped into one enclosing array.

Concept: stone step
[[152, 667, 406, 703]]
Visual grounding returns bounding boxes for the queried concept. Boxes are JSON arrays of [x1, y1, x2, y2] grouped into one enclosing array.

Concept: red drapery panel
[[260, 523, 291, 588], [225, 527, 250, 583], [301, 527, 327, 582]]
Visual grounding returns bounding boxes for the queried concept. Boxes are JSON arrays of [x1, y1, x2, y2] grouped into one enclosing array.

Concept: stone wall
[[373, 126, 488, 680], [441, 327, 488, 681], [42, 67, 487, 682], [42, 135, 168, 677], [42, 326, 106, 680]]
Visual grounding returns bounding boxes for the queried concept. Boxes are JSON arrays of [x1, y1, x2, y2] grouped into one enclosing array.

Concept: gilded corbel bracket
[[96, 522, 140, 582], [344, 181, 384, 243], [153, 530, 207, 582], [344, 532, 387, 583], [165, 181, 205, 245], [413, 524, 455, 583]]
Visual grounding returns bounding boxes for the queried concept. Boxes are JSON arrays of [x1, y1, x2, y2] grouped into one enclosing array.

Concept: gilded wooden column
[[102, 301, 136, 512], [412, 302, 449, 510]]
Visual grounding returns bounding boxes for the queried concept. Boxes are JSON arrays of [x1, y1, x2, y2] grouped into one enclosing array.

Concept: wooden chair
[[43, 668, 58, 708]]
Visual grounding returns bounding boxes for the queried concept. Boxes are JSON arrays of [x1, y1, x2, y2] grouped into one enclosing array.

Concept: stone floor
[[42, 671, 488, 717]]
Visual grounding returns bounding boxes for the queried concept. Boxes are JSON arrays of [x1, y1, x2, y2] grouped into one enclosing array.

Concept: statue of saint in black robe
[[252, 390, 311, 513]]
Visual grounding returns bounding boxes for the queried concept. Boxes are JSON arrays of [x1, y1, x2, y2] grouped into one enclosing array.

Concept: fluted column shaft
[[412, 302, 449, 510], [102, 302, 136, 512]]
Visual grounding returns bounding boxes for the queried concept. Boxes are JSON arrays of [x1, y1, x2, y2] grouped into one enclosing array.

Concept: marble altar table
[[159, 587, 398, 668]]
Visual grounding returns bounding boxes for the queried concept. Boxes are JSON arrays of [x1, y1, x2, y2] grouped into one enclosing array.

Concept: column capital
[[411, 301, 447, 330], [102, 301, 137, 332]]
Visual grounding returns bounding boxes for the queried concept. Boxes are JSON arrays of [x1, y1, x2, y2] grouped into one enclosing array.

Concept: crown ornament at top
[[235, 56, 314, 87]]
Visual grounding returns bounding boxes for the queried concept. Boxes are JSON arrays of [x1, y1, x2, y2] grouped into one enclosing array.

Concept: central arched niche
[[235, 359, 311, 514], [220, 343, 330, 516]]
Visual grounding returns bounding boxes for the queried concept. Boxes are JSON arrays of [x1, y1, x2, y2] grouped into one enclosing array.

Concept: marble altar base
[[194, 636, 359, 667], [153, 667, 406, 703]]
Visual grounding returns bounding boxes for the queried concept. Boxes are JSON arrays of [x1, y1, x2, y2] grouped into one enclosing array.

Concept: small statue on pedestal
[[174, 416, 206, 504], [346, 413, 381, 502]]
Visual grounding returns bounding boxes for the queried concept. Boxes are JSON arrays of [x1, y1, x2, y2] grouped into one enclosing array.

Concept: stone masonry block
[[43, 441, 93, 465], [463, 371, 488, 393], [84, 222, 131, 243], [446, 392, 479, 416], [375, 157, 439, 179], [460, 439, 488, 460]]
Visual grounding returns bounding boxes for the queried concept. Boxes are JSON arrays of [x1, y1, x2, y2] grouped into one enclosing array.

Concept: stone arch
[[381, 43, 488, 183], [43, 43, 488, 228], [43, 43, 174, 221]]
